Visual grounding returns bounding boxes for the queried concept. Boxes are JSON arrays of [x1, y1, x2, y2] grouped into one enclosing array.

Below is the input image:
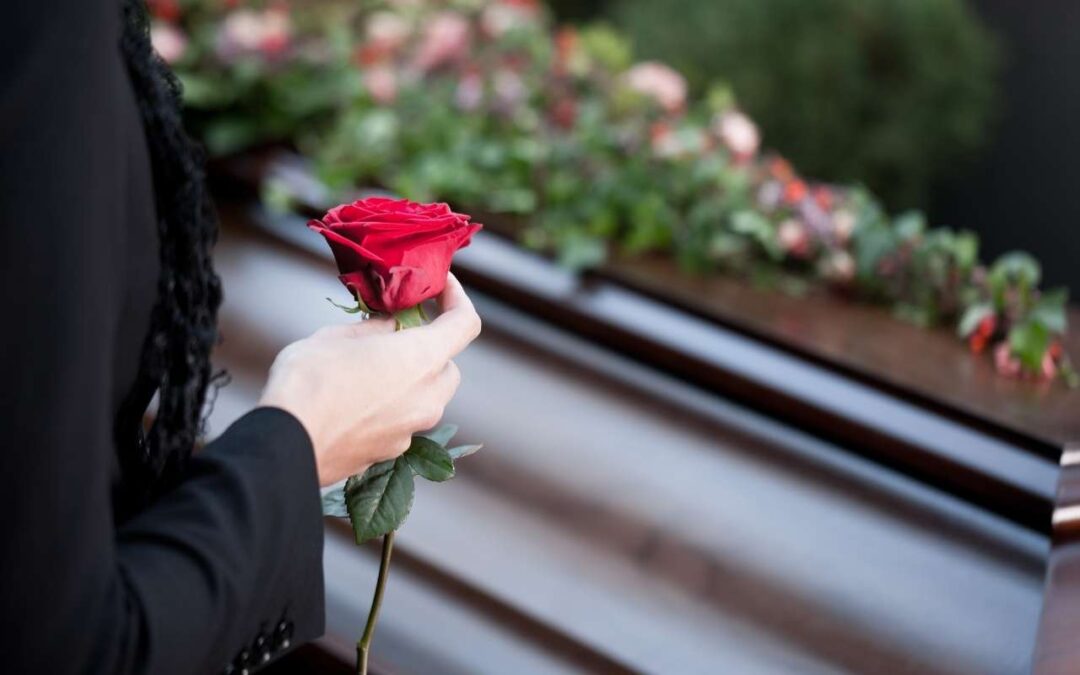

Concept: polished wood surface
[[1034, 443, 1080, 674], [600, 252, 1080, 453], [210, 214, 1046, 674]]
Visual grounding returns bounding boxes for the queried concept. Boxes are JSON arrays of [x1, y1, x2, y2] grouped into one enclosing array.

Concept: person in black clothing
[[0, 1, 480, 673]]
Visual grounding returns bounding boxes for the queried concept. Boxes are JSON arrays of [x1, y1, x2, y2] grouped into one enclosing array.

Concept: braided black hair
[[119, 0, 223, 495]]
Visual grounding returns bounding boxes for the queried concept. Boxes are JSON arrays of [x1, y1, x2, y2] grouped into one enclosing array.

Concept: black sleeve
[[0, 3, 324, 673]]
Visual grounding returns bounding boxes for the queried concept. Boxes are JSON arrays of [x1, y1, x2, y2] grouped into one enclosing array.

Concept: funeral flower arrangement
[[154, 0, 1073, 384]]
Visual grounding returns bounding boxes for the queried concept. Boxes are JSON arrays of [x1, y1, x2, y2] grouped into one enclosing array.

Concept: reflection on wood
[[600, 252, 1080, 452], [210, 216, 1046, 673]]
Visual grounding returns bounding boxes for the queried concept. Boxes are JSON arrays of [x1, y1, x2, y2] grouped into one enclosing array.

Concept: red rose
[[308, 197, 482, 314]]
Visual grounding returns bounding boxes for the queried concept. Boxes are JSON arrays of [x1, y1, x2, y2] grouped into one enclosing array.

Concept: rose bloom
[[624, 62, 687, 113], [150, 21, 188, 64], [413, 12, 471, 72], [994, 343, 1023, 378], [713, 110, 760, 160], [778, 219, 811, 259], [217, 8, 292, 60], [309, 198, 483, 314], [364, 66, 398, 105], [1042, 352, 1059, 380]]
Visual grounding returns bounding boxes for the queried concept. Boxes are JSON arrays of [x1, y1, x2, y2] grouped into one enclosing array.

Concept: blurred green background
[[549, 0, 1080, 292]]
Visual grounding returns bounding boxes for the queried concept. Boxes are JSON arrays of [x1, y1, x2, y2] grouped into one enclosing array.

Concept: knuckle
[[467, 311, 482, 339], [446, 361, 461, 388]]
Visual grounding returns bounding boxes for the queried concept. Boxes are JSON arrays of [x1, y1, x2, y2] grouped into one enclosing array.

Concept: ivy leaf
[[394, 305, 427, 329], [344, 457, 415, 543], [421, 424, 459, 446], [448, 443, 483, 460], [957, 302, 994, 338], [1009, 320, 1051, 371], [989, 251, 1042, 307], [405, 436, 455, 482]]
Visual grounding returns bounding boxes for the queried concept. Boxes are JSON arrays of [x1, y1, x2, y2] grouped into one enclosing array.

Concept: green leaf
[[344, 457, 415, 543], [957, 302, 994, 338], [394, 305, 427, 330], [321, 485, 348, 518], [1008, 320, 1051, 371], [405, 436, 455, 482], [447, 443, 483, 460], [421, 424, 459, 446], [1031, 288, 1069, 334]]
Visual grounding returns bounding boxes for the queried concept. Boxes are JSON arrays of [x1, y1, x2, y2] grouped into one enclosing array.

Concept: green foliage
[[344, 457, 415, 543], [611, 0, 999, 209], [335, 428, 479, 543], [168, 0, 1070, 383]]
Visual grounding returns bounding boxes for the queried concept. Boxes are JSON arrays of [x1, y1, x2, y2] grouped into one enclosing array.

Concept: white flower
[[832, 208, 857, 244], [713, 110, 760, 159], [150, 21, 188, 64], [481, 1, 539, 38], [624, 62, 687, 113], [366, 11, 410, 52], [821, 250, 856, 283]]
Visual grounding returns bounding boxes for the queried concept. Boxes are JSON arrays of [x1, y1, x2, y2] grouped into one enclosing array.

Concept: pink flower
[[481, 0, 541, 38], [366, 11, 411, 53], [364, 65, 398, 105], [994, 343, 1022, 378], [217, 8, 292, 60], [414, 12, 471, 72], [778, 219, 811, 259], [150, 21, 188, 64], [1042, 352, 1059, 380], [713, 110, 759, 160], [624, 62, 687, 113]]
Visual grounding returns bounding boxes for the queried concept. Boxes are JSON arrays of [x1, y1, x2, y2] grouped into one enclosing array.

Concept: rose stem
[[357, 530, 395, 675]]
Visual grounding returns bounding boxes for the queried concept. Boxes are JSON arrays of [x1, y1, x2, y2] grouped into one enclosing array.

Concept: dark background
[[931, 0, 1079, 293]]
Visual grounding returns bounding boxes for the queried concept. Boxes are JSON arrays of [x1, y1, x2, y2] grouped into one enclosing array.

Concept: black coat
[[0, 2, 324, 673]]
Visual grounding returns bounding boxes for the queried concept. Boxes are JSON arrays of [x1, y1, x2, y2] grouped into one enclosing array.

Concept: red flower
[[783, 180, 808, 204], [309, 198, 482, 314], [1049, 340, 1063, 360], [148, 0, 181, 22], [968, 315, 996, 354], [769, 158, 795, 183]]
